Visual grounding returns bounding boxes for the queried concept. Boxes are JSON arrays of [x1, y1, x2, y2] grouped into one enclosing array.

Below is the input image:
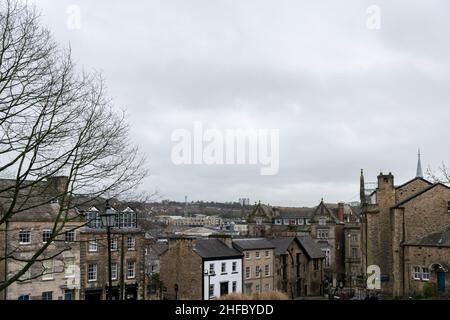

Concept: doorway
[[437, 272, 446, 293], [220, 282, 229, 296]]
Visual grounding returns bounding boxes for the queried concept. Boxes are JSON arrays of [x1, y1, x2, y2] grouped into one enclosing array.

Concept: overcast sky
[[33, 0, 450, 206]]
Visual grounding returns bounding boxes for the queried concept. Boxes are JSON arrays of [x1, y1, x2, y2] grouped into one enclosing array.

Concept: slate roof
[[269, 237, 325, 259], [297, 236, 326, 259], [269, 237, 296, 256], [194, 239, 243, 259], [232, 238, 275, 252], [404, 226, 450, 247], [150, 243, 169, 256]]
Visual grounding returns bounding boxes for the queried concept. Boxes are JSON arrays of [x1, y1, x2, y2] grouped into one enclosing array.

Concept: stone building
[[249, 201, 353, 286], [270, 236, 325, 298], [78, 205, 145, 300], [361, 152, 450, 296], [160, 237, 243, 300], [232, 238, 275, 295], [0, 177, 83, 300]]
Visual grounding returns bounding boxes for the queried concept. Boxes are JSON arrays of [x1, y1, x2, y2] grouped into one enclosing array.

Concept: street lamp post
[[100, 200, 116, 301], [204, 269, 214, 300]]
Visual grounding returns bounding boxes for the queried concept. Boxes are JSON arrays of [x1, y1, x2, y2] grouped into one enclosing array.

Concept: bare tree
[[0, 0, 148, 292], [426, 163, 450, 184]]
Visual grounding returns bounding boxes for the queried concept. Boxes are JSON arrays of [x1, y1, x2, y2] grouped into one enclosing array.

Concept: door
[[220, 282, 229, 296], [64, 290, 73, 300], [437, 272, 446, 293]]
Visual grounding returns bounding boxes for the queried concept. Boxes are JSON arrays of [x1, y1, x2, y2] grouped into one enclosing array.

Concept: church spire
[[416, 149, 423, 178], [360, 169, 366, 205]]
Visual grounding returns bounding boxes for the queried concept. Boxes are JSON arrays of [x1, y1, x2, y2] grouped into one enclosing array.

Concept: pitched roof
[[150, 243, 169, 255], [269, 237, 296, 256], [273, 207, 314, 219], [232, 238, 275, 252], [393, 183, 450, 208], [394, 176, 432, 190], [297, 236, 326, 259], [404, 226, 450, 247], [194, 239, 243, 259]]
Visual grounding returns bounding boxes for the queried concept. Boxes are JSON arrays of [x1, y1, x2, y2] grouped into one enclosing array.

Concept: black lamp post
[[100, 200, 116, 300], [204, 269, 214, 300]]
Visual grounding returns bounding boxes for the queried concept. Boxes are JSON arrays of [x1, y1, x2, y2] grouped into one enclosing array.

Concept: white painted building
[[194, 239, 243, 300]]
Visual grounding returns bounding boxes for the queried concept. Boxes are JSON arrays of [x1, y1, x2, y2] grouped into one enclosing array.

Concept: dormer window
[[319, 218, 326, 226]]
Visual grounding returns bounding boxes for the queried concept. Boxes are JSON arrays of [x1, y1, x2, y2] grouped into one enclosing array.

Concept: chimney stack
[[337, 202, 345, 223]]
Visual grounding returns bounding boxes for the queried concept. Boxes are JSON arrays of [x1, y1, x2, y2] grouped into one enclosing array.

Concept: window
[[65, 259, 75, 278], [232, 281, 237, 293], [255, 251, 260, 259], [289, 219, 296, 225], [256, 265, 261, 277], [221, 262, 226, 274], [232, 261, 237, 273], [351, 234, 357, 241], [448, 201, 450, 212], [322, 249, 331, 267], [209, 284, 214, 298], [265, 264, 270, 276], [319, 218, 326, 226], [255, 284, 260, 292], [351, 247, 358, 259], [19, 230, 31, 245], [65, 230, 75, 243], [274, 219, 282, 225], [89, 239, 98, 252], [245, 252, 250, 259], [111, 263, 118, 280], [313, 260, 319, 271], [297, 219, 304, 225], [127, 261, 135, 279], [317, 229, 328, 239], [283, 219, 289, 225], [42, 230, 52, 243], [19, 263, 31, 282], [88, 264, 97, 282], [42, 260, 54, 280], [127, 237, 136, 251], [42, 291, 53, 300], [305, 219, 311, 225], [110, 238, 118, 251], [86, 211, 101, 228], [245, 266, 251, 279], [264, 283, 270, 291], [413, 266, 421, 280], [18, 294, 30, 300], [422, 267, 430, 281], [209, 263, 215, 275], [265, 251, 270, 258]]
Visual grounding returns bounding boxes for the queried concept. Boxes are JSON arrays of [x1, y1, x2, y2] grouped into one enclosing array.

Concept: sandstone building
[[232, 238, 275, 295], [361, 152, 450, 296], [270, 236, 325, 298]]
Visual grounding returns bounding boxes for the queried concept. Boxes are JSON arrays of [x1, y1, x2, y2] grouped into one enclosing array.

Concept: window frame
[[65, 230, 76, 243], [42, 230, 52, 243], [412, 266, 421, 280], [42, 259, 54, 281], [111, 262, 118, 280], [88, 239, 98, 252], [88, 263, 98, 282], [127, 261, 136, 279], [19, 230, 31, 245], [127, 236, 136, 251]]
